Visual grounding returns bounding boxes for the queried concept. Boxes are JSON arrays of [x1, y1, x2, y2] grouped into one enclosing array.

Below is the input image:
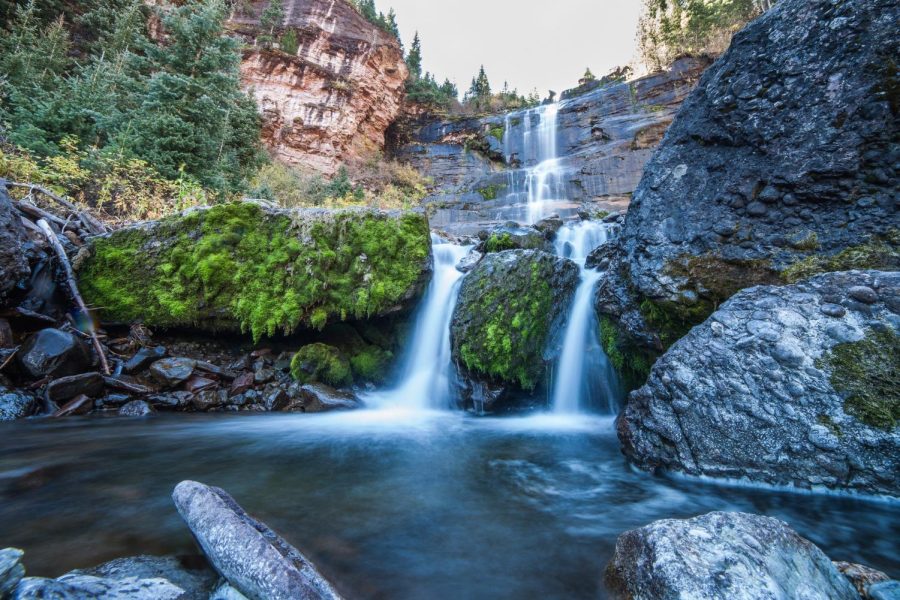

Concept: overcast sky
[[384, 0, 644, 99]]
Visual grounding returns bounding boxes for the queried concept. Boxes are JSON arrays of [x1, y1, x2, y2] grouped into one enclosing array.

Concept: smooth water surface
[[2, 412, 897, 599]]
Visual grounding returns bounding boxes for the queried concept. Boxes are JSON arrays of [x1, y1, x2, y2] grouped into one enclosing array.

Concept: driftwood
[[36, 218, 111, 375], [13, 199, 73, 231], [6, 181, 108, 235]]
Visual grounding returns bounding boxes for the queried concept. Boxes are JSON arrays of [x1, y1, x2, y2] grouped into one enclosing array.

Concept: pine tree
[[259, 0, 284, 48], [406, 31, 422, 79], [582, 68, 596, 82], [386, 8, 400, 40]]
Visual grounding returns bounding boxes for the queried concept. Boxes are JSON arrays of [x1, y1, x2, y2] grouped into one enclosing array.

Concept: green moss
[[789, 231, 820, 251], [485, 232, 516, 252], [477, 184, 501, 201], [816, 327, 899, 430], [79, 202, 431, 342], [290, 343, 352, 387], [456, 256, 560, 390], [782, 231, 900, 283], [487, 125, 505, 142], [639, 297, 714, 350], [817, 414, 843, 438], [665, 253, 779, 304], [599, 316, 655, 390]]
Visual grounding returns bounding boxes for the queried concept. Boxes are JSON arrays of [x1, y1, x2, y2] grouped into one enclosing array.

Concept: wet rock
[[451, 250, 579, 406], [195, 360, 235, 380], [1, 548, 25, 597], [46, 373, 104, 403], [124, 346, 168, 374], [0, 387, 35, 421], [149, 392, 193, 410], [193, 390, 226, 412], [834, 562, 891, 598], [150, 358, 197, 388], [172, 480, 341, 600], [119, 400, 154, 417], [456, 249, 483, 273], [597, 0, 900, 352], [185, 376, 217, 394], [18, 329, 92, 380], [618, 270, 900, 495], [229, 372, 254, 397], [272, 353, 293, 373], [584, 241, 616, 270], [869, 581, 900, 600], [605, 512, 858, 600], [533, 215, 564, 238], [285, 384, 361, 413], [73, 555, 218, 599], [0, 319, 13, 348], [254, 368, 274, 385], [52, 395, 93, 418], [0, 187, 30, 307], [481, 223, 552, 253], [14, 573, 186, 599]]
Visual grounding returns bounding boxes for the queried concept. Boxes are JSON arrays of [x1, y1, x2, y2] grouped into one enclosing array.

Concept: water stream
[[551, 222, 623, 414]]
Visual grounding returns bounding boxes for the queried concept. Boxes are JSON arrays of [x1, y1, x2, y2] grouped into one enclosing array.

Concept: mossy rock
[[290, 343, 352, 387], [482, 223, 552, 254], [317, 322, 395, 384], [78, 202, 432, 342], [599, 316, 656, 391], [450, 250, 579, 391], [817, 327, 899, 430], [782, 230, 900, 284]]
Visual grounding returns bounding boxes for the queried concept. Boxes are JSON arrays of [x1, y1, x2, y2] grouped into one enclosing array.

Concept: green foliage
[[488, 126, 505, 142], [638, 0, 772, 70], [79, 202, 432, 342], [479, 185, 501, 202], [781, 231, 900, 283], [817, 327, 899, 430], [599, 316, 655, 390], [0, 0, 264, 196], [349, 0, 399, 39], [485, 232, 517, 253], [291, 343, 352, 387], [259, 0, 284, 48], [279, 28, 299, 55]]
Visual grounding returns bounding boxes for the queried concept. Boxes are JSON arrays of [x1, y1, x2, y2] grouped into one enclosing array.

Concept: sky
[[385, 0, 644, 99]]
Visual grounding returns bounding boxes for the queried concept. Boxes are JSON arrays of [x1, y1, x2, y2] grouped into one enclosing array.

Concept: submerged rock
[[78, 203, 432, 342], [0, 187, 30, 307], [451, 250, 579, 408], [17, 329, 93, 380], [598, 0, 900, 358], [605, 512, 858, 600], [618, 270, 899, 495], [172, 480, 341, 600]]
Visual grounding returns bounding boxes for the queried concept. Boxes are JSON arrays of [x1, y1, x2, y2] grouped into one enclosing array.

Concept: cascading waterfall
[[550, 221, 623, 414], [502, 103, 566, 225], [368, 236, 471, 410]]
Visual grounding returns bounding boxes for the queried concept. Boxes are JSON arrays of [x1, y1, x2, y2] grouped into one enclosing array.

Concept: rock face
[[618, 270, 899, 495], [598, 0, 899, 354], [172, 480, 341, 600], [0, 186, 29, 306], [450, 250, 579, 409], [78, 202, 432, 341], [394, 58, 707, 235], [229, 0, 407, 175], [605, 512, 859, 600]]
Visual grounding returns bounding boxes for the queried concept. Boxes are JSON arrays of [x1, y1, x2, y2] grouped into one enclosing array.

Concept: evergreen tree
[[582, 68, 596, 82], [259, 0, 284, 48], [406, 31, 422, 79], [386, 8, 400, 44], [280, 28, 299, 55]]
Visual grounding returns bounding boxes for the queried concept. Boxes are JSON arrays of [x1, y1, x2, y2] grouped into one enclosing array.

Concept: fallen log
[[36, 218, 111, 375]]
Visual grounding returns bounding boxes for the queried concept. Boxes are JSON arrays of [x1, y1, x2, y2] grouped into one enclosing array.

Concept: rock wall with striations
[[596, 0, 899, 356], [228, 0, 408, 175]]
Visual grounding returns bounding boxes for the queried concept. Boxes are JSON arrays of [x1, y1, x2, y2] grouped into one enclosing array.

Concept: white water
[[503, 103, 566, 225], [551, 221, 622, 414], [367, 237, 471, 411]]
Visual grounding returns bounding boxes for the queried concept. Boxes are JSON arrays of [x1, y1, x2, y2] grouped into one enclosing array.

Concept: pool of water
[[1, 411, 897, 599]]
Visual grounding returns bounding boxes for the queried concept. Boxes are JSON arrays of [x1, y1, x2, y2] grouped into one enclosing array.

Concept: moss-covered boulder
[[618, 270, 899, 495], [290, 343, 352, 387], [480, 222, 552, 254], [450, 250, 579, 409], [78, 202, 432, 341]]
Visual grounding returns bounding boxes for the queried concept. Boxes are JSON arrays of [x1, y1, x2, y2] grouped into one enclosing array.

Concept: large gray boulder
[[605, 512, 859, 600], [14, 573, 187, 599], [618, 270, 899, 495], [450, 250, 579, 410], [0, 186, 29, 307], [172, 480, 341, 600], [598, 0, 899, 358]]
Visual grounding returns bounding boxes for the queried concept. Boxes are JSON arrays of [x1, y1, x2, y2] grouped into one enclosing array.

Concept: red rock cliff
[[229, 0, 407, 175]]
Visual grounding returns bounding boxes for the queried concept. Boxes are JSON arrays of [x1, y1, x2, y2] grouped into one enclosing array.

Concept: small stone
[[184, 376, 217, 394], [149, 358, 197, 388], [273, 352, 293, 372], [229, 372, 254, 397], [0, 388, 35, 421], [46, 373, 105, 403], [17, 329, 92, 380], [124, 346, 168, 374], [119, 400, 154, 417], [820, 303, 846, 318], [848, 286, 878, 304], [52, 394, 93, 418], [192, 390, 221, 411], [746, 201, 767, 216], [254, 368, 274, 385]]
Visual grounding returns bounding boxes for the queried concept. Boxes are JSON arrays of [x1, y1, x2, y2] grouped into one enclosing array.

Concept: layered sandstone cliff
[[228, 0, 407, 175]]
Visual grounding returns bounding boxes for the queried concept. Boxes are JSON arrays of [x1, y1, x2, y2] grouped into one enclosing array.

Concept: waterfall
[[502, 103, 566, 225], [550, 221, 622, 414], [368, 236, 472, 410]]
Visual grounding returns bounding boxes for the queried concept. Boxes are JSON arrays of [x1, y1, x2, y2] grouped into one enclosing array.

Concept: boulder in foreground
[[172, 480, 341, 600], [618, 270, 899, 495], [78, 203, 432, 341], [605, 512, 858, 600]]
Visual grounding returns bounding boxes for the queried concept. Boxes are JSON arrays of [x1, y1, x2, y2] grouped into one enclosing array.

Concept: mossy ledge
[[78, 202, 432, 342], [816, 326, 899, 430]]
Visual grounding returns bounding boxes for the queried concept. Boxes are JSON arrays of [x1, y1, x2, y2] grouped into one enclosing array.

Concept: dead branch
[[36, 218, 111, 375], [6, 181, 108, 235]]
